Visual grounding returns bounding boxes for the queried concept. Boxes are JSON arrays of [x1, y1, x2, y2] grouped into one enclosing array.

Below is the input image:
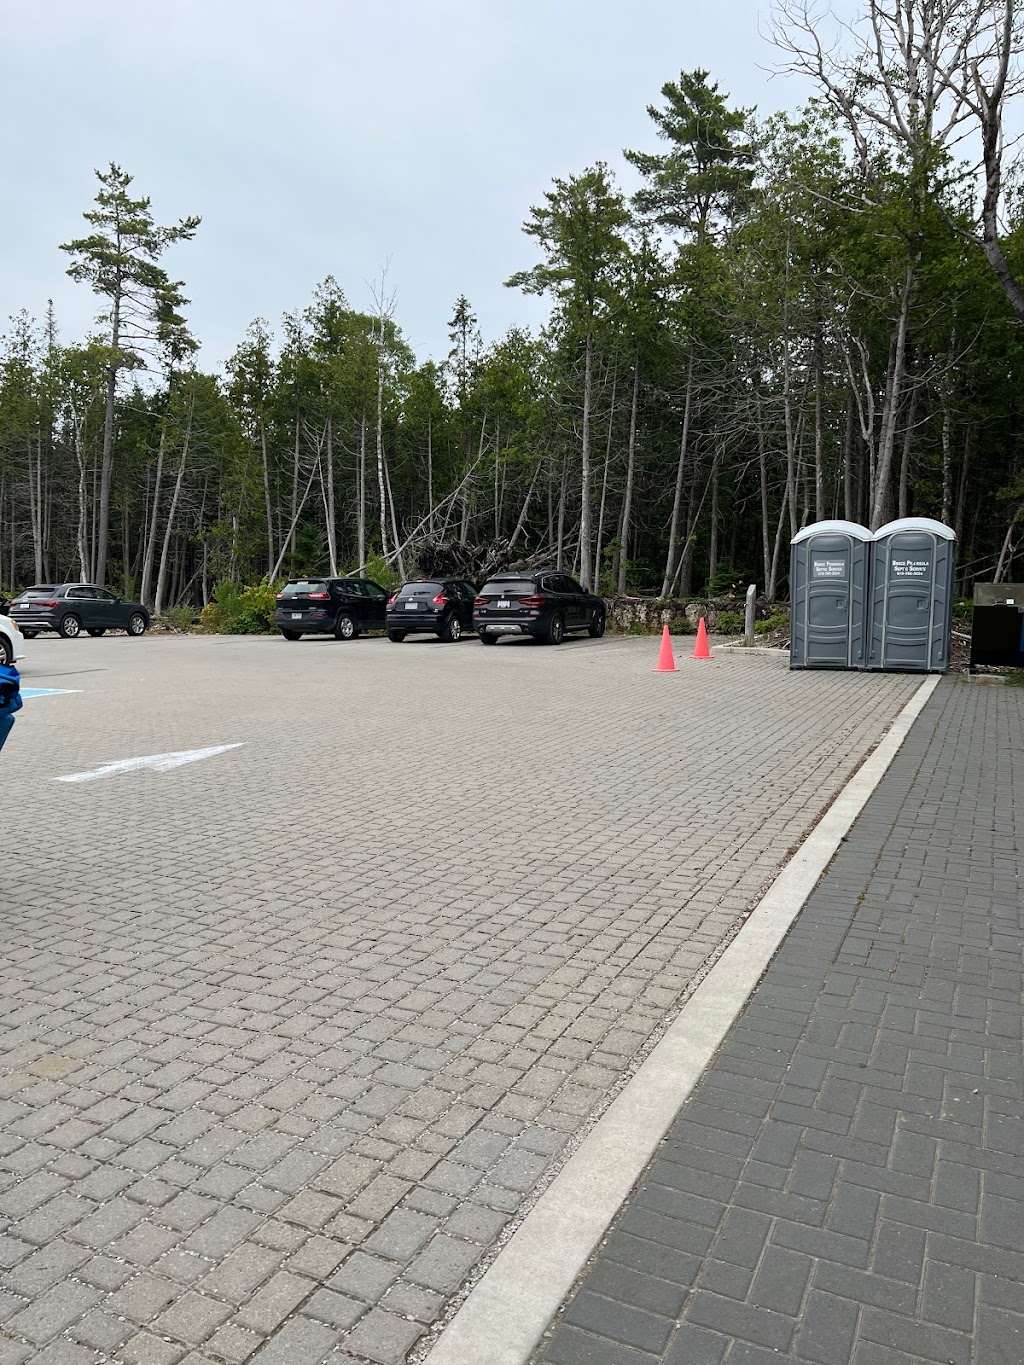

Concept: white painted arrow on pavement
[[55, 743, 244, 784]]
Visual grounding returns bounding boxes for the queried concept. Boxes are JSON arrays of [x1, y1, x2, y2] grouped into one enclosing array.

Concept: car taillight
[[387, 594, 398, 606], [519, 596, 545, 607], [307, 591, 330, 600], [275, 593, 286, 601], [432, 593, 447, 606], [474, 596, 486, 607], [32, 600, 59, 608]]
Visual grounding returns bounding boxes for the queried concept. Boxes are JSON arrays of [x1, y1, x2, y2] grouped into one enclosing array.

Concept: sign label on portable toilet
[[811, 555, 847, 579], [891, 557, 930, 578]]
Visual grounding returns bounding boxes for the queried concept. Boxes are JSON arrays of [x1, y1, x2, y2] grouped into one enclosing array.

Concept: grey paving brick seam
[[533, 678, 1024, 1365]]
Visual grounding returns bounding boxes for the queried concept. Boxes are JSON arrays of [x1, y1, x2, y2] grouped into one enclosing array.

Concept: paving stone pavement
[[534, 677, 1024, 1365], [0, 634, 919, 1364]]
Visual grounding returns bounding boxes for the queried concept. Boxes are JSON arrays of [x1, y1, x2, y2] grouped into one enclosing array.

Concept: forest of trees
[[3, 1, 1024, 611]]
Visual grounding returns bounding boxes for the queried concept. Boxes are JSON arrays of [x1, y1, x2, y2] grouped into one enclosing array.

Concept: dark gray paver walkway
[[534, 678, 1024, 1365]]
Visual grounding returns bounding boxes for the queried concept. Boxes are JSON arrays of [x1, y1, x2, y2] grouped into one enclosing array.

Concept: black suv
[[386, 579, 477, 643], [9, 584, 150, 639], [474, 571, 605, 645], [274, 577, 389, 640]]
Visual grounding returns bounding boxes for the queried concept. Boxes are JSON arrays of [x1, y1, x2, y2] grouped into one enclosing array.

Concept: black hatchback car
[[386, 579, 477, 642], [9, 584, 150, 639], [274, 577, 390, 640], [474, 571, 606, 645]]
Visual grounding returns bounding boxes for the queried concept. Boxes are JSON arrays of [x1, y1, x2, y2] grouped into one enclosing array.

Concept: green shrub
[[230, 582, 280, 634], [755, 612, 791, 635], [162, 605, 198, 632], [200, 579, 281, 634], [360, 553, 399, 591], [715, 611, 744, 633], [952, 598, 972, 619]]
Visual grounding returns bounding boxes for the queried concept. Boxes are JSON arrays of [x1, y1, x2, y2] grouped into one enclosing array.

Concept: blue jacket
[[0, 663, 23, 718]]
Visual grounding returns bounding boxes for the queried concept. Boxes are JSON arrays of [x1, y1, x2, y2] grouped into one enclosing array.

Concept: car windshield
[[282, 581, 328, 596], [479, 580, 536, 597], [397, 582, 443, 598]]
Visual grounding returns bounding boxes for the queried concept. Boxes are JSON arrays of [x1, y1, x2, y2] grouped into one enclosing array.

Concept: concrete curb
[[422, 673, 941, 1365]]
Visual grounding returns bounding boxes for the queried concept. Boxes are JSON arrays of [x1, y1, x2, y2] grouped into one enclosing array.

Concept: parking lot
[[1, 633, 921, 1365]]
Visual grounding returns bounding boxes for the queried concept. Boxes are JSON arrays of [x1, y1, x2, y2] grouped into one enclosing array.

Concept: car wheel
[[127, 613, 148, 636], [334, 614, 357, 641], [479, 632, 498, 645], [87, 628, 107, 637], [0, 635, 12, 666], [545, 613, 565, 645], [387, 630, 406, 642], [588, 610, 606, 639], [59, 613, 82, 639], [439, 614, 462, 643], [281, 629, 302, 640], [21, 629, 37, 639]]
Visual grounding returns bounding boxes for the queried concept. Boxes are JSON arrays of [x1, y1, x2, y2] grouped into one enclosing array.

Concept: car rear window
[[282, 580, 328, 596], [19, 587, 59, 599], [397, 582, 443, 598], [479, 580, 537, 597]]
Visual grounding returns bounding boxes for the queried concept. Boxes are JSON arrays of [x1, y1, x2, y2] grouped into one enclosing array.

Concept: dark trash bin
[[866, 518, 956, 673], [790, 520, 872, 670], [970, 583, 1024, 670]]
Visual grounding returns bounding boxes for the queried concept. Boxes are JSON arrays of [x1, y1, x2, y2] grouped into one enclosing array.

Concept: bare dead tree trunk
[[323, 415, 338, 576], [95, 288, 122, 587], [290, 416, 300, 567], [615, 360, 640, 596], [376, 355, 389, 559], [662, 348, 695, 597], [994, 507, 1023, 582], [594, 365, 617, 588], [383, 449, 405, 579], [708, 448, 721, 587], [556, 453, 568, 571], [260, 422, 274, 577], [757, 395, 771, 588], [871, 265, 915, 529], [579, 329, 595, 590], [940, 378, 954, 526], [813, 323, 825, 521], [842, 391, 855, 522], [898, 377, 921, 519], [768, 484, 790, 601], [154, 383, 195, 618], [141, 418, 167, 607], [427, 412, 433, 535], [357, 413, 366, 569]]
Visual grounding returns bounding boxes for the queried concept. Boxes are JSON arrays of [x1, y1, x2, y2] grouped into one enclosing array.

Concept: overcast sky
[[0, 0, 827, 370]]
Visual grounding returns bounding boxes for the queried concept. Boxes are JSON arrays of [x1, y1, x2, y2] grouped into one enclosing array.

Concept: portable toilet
[[790, 520, 872, 669], [866, 518, 956, 673]]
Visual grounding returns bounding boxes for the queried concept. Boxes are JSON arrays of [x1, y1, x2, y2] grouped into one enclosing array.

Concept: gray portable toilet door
[[791, 523, 870, 668], [869, 522, 952, 671]]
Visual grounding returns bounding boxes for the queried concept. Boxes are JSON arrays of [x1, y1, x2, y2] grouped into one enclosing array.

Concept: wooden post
[[745, 583, 757, 646]]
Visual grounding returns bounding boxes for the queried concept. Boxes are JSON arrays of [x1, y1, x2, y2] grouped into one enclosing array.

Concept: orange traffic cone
[[653, 625, 677, 672], [691, 617, 712, 660]]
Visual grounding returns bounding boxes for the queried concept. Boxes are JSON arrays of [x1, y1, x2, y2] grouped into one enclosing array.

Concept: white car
[[1, 612, 26, 666]]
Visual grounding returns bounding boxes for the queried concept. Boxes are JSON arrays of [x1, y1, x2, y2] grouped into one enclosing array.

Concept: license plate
[[405, 602, 418, 610], [498, 599, 511, 608], [291, 613, 301, 619]]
